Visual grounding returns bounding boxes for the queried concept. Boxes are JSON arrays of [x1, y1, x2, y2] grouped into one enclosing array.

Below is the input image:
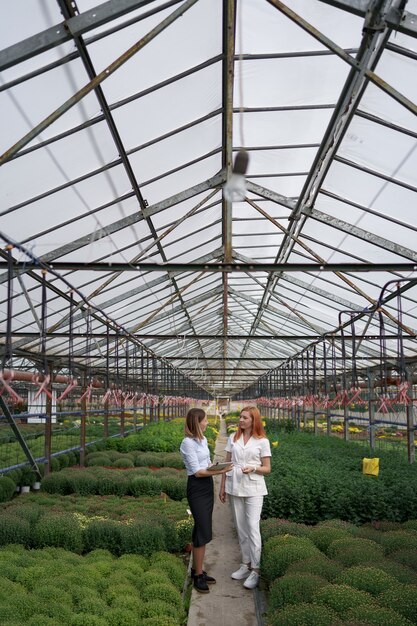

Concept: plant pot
[[20, 486, 30, 494], [32, 481, 41, 490]]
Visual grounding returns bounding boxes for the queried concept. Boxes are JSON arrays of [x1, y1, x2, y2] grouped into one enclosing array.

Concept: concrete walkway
[[187, 418, 258, 626]]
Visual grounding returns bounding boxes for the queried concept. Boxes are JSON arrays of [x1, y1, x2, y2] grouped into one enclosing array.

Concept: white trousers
[[229, 494, 264, 568]]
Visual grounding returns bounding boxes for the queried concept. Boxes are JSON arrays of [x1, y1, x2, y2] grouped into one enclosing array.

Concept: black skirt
[[187, 474, 214, 548]]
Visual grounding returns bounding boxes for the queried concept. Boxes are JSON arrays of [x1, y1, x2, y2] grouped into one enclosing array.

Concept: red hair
[[233, 406, 266, 442]]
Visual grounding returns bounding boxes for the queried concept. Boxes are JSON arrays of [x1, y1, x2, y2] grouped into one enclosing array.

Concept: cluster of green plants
[[105, 418, 217, 456], [1, 491, 192, 524], [85, 450, 184, 469], [262, 428, 417, 523], [0, 494, 193, 555], [262, 518, 417, 626], [40, 466, 187, 500], [0, 544, 186, 626]]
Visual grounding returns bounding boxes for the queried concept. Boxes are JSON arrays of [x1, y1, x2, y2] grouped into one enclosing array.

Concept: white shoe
[[243, 571, 259, 589], [231, 564, 250, 580]]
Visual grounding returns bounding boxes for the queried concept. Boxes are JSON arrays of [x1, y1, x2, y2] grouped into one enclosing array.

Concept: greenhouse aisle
[[187, 418, 259, 626]]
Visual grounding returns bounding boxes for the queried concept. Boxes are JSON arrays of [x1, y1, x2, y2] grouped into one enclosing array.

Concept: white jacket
[[224, 434, 271, 497]]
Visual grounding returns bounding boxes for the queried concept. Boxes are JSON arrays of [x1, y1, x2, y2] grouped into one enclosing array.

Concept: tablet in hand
[[207, 462, 232, 471]]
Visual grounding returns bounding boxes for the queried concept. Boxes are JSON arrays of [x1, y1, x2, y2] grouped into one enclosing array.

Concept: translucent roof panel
[[0, 0, 416, 397]]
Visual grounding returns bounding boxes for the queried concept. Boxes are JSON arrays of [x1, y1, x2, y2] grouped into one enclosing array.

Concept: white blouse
[[180, 436, 211, 476], [224, 434, 271, 497]]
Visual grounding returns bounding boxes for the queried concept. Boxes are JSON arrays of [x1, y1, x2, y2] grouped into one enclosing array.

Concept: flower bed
[[262, 518, 417, 626]]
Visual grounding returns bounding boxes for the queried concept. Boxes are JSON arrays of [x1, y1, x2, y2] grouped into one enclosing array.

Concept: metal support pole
[[80, 378, 87, 467], [120, 397, 125, 437], [367, 370, 376, 451], [344, 403, 350, 441], [44, 372, 53, 476], [405, 366, 415, 464], [326, 406, 331, 436], [104, 398, 109, 439]]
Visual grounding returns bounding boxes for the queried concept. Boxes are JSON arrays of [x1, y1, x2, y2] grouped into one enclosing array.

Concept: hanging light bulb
[[224, 149, 249, 202]]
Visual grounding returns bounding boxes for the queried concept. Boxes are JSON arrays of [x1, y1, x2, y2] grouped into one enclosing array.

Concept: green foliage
[[119, 520, 167, 556], [138, 570, 172, 588], [370, 559, 417, 584], [262, 429, 417, 524], [28, 616, 59, 626], [109, 421, 185, 453], [310, 526, 352, 553], [58, 453, 70, 469], [105, 581, 138, 603], [106, 607, 139, 626], [0, 475, 17, 502], [344, 604, 414, 626], [391, 549, 417, 570], [113, 458, 135, 469], [129, 475, 162, 497], [0, 514, 30, 547], [149, 552, 186, 590], [262, 535, 321, 582], [76, 596, 108, 616], [378, 584, 417, 624], [260, 518, 311, 542], [86, 454, 112, 466], [40, 471, 72, 494], [140, 617, 179, 626], [377, 530, 417, 554], [286, 555, 343, 581], [337, 565, 398, 595], [83, 519, 122, 555], [327, 536, 384, 566], [32, 584, 73, 606], [159, 476, 187, 501], [31, 513, 83, 552], [140, 582, 183, 610], [268, 573, 328, 610], [110, 594, 142, 612], [267, 602, 338, 626], [312, 583, 375, 614], [19, 466, 37, 487], [139, 599, 179, 620], [117, 553, 148, 573], [70, 615, 108, 626], [403, 519, 417, 531]]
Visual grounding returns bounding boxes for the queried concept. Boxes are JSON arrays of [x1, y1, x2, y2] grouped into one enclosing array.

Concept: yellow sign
[[362, 457, 379, 477]]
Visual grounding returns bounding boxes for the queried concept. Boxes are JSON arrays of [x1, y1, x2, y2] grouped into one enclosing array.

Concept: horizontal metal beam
[[0, 333, 413, 340], [0, 0, 177, 71], [3, 261, 417, 273]]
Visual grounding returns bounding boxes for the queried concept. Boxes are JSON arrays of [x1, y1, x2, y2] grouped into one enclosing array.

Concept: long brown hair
[[233, 406, 265, 442], [184, 408, 206, 440]]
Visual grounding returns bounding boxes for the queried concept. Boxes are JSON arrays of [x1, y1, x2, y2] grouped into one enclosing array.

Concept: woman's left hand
[[242, 465, 256, 474]]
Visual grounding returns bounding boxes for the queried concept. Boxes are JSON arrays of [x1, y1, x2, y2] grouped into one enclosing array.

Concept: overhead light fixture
[[224, 149, 249, 202]]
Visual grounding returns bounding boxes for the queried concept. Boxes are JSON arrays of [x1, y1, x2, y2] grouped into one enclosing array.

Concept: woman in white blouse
[[219, 406, 271, 589], [180, 408, 232, 594]]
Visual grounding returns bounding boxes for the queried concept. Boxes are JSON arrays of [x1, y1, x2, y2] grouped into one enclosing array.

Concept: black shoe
[[194, 573, 210, 594], [191, 568, 216, 584]]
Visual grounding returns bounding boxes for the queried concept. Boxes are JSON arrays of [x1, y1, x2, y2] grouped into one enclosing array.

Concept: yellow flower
[[272, 441, 279, 447], [262, 421, 266, 427]]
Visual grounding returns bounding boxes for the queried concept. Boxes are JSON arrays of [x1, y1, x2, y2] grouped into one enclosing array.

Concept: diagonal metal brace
[[0, 396, 42, 480]]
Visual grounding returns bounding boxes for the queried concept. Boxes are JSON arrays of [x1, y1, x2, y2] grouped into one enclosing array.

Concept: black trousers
[[187, 475, 214, 548]]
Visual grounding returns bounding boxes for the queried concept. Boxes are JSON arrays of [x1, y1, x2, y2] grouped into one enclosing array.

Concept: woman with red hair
[[219, 406, 271, 589]]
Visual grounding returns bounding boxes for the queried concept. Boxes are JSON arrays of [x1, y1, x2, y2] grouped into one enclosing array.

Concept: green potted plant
[[19, 466, 37, 493]]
